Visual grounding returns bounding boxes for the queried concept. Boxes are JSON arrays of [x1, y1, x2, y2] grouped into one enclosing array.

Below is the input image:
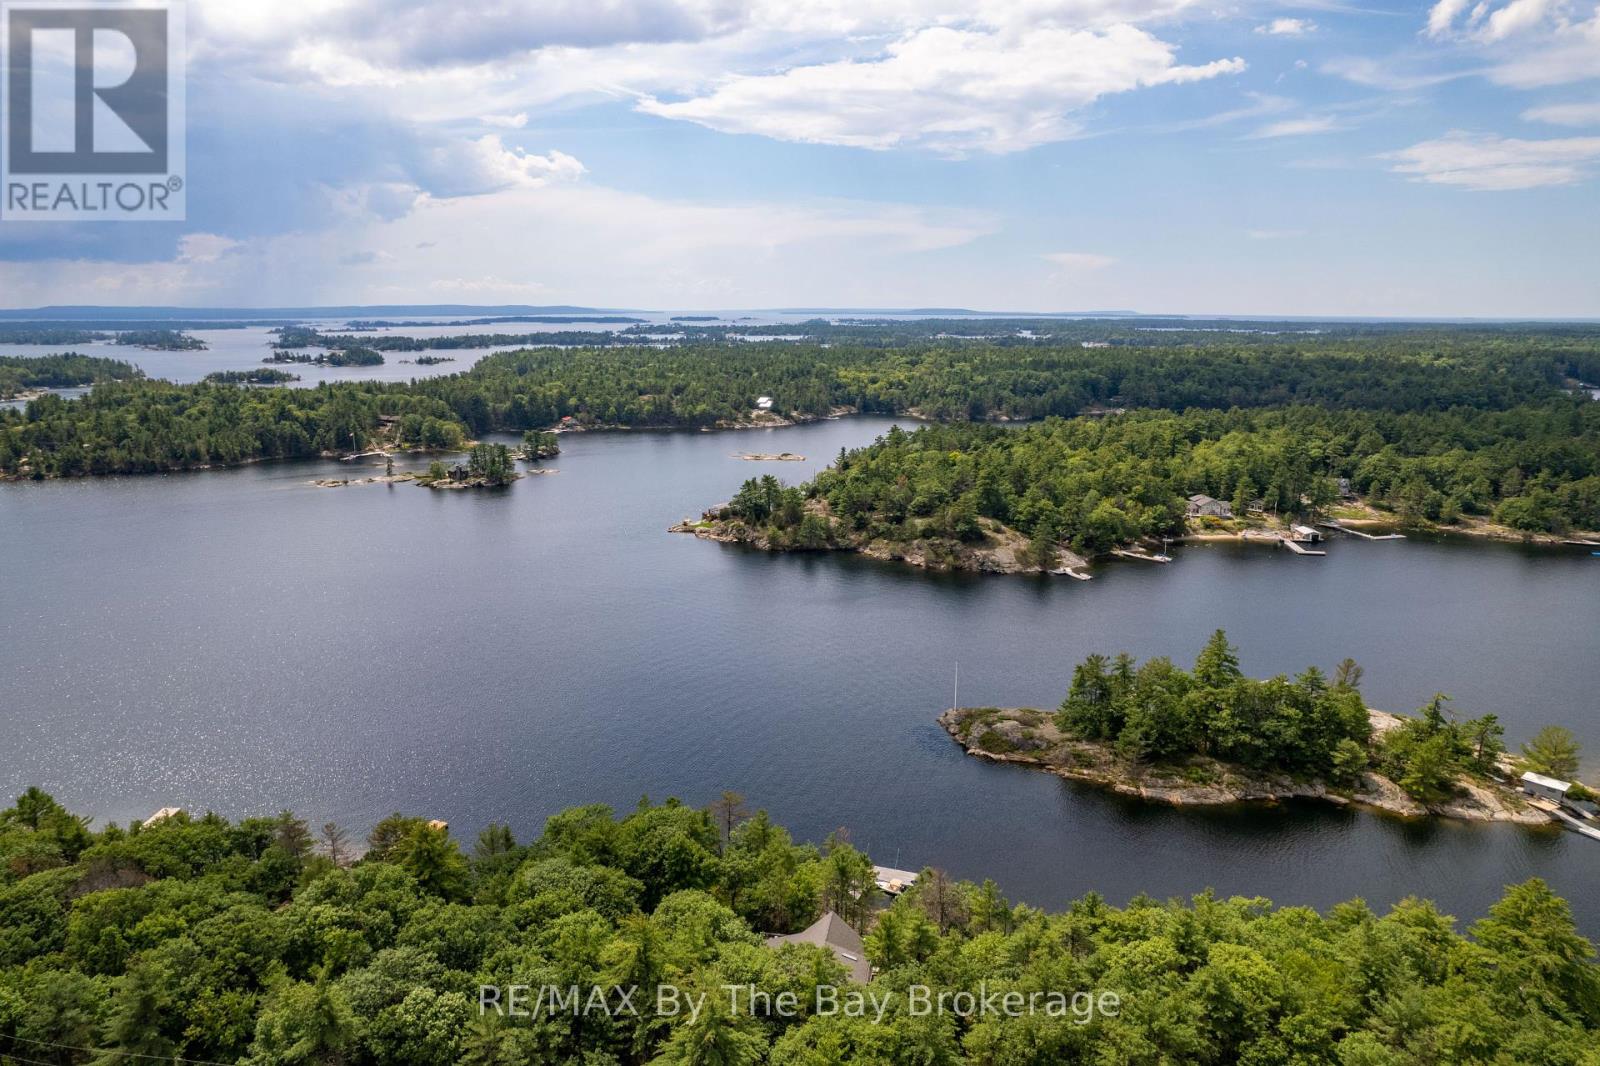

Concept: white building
[[1521, 771, 1573, 803]]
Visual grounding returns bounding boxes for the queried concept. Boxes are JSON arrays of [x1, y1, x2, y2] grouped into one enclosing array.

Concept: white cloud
[[1255, 18, 1316, 36], [452, 137, 587, 193], [639, 25, 1244, 154], [1250, 115, 1341, 137], [176, 233, 242, 263], [1421, 0, 1600, 88], [0, 183, 997, 307], [1321, 56, 1468, 91], [480, 113, 530, 128], [1383, 130, 1600, 190], [1523, 99, 1600, 125], [186, 0, 1233, 159], [1042, 251, 1115, 269]]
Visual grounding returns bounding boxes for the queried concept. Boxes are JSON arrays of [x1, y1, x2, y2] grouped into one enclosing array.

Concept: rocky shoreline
[[671, 508, 1092, 577], [938, 706, 1554, 825]]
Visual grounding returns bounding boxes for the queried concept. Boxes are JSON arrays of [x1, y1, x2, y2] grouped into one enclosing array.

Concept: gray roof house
[[1187, 494, 1233, 518], [765, 911, 872, 983]]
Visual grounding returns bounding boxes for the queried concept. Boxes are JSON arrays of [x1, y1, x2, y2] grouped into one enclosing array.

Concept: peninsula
[[672, 408, 1600, 576]]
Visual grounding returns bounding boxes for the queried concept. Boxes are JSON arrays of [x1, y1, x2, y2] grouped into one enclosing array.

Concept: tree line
[[1, 787, 1596, 1065], [4, 330, 1600, 485], [732, 402, 1600, 558]]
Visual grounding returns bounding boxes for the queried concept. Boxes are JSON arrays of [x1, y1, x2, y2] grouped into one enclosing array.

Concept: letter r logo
[[6, 3, 168, 174]]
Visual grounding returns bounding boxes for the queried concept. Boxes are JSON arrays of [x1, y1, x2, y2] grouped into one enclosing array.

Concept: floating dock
[[1282, 539, 1326, 556]]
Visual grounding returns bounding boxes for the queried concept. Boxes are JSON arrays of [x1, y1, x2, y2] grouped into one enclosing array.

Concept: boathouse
[[1290, 525, 1324, 543], [765, 911, 872, 983], [1521, 771, 1573, 803]]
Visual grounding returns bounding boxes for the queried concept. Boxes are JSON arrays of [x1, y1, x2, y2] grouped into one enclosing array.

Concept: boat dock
[[1282, 539, 1326, 556], [1320, 522, 1406, 541], [1112, 549, 1172, 564]]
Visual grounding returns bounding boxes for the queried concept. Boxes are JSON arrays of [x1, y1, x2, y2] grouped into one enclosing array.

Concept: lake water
[[3, 416, 1598, 932]]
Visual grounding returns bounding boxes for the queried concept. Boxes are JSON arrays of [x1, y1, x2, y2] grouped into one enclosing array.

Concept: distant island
[[940, 634, 1599, 828], [266, 346, 385, 367], [203, 368, 301, 385], [114, 328, 207, 351]]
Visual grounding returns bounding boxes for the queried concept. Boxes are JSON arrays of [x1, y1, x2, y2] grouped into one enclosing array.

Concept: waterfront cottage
[[765, 911, 872, 983], [1187, 494, 1233, 518]]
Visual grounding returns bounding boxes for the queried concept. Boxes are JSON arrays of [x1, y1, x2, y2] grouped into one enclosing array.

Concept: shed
[[756, 396, 774, 411], [765, 911, 872, 983], [1521, 771, 1573, 803], [1290, 525, 1324, 543]]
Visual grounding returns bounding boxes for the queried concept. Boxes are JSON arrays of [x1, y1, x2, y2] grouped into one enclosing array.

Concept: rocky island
[[940, 706, 1550, 824], [937, 633, 1596, 827]]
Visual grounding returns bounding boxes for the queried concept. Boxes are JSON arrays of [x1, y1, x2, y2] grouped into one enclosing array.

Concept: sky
[[1, 0, 1598, 316]]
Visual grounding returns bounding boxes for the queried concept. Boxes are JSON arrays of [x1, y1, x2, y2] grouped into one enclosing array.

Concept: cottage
[[1521, 771, 1572, 804], [765, 911, 872, 983], [1187, 494, 1233, 519], [756, 396, 774, 411]]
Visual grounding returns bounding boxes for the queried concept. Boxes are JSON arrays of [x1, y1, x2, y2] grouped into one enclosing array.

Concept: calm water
[[3, 416, 1598, 932]]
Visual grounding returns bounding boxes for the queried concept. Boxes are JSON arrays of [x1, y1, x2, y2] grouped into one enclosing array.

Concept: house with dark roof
[[1187, 494, 1232, 518], [764, 911, 872, 983]]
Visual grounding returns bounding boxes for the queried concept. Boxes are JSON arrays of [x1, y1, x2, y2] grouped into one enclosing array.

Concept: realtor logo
[[1, 0, 185, 220]]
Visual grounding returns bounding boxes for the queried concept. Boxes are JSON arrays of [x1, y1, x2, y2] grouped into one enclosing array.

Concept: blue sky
[[2, 0, 1598, 315]]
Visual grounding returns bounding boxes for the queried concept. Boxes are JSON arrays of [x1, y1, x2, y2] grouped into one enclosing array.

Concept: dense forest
[[0, 355, 141, 400], [727, 403, 1600, 557], [4, 330, 1599, 485], [1057, 632, 1373, 777], [1054, 633, 1525, 803], [1, 788, 1596, 1066]]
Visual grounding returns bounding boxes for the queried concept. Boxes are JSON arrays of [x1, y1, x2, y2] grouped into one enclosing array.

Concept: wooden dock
[[1282, 539, 1326, 556], [1319, 522, 1405, 541], [1112, 549, 1172, 564]]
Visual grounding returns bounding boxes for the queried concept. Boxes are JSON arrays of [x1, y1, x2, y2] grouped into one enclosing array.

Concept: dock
[[1112, 549, 1172, 564], [874, 865, 921, 895], [1320, 522, 1405, 541], [1282, 539, 1326, 556], [1051, 567, 1093, 581], [1552, 808, 1600, 841]]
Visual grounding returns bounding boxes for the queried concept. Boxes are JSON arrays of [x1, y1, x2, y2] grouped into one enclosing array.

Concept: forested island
[[942, 633, 1598, 825], [0, 354, 141, 400], [2, 787, 1596, 1066], [266, 346, 385, 367], [4, 325, 1599, 491], [203, 368, 301, 385], [113, 329, 206, 351]]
